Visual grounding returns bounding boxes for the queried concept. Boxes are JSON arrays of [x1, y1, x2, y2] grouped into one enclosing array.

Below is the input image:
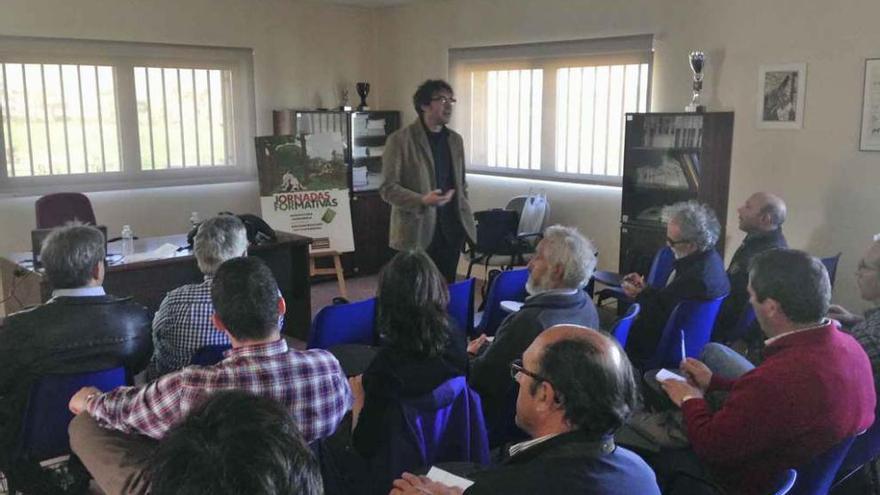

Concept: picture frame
[[860, 58, 880, 151], [756, 63, 807, 129]]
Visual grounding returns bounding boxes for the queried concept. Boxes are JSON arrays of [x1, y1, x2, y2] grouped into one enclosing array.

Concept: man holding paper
[[655, 249, 875, 495], [390, 325, 659, 495]]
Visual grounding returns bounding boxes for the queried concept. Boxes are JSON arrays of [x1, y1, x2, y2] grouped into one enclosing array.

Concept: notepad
[[655, 368, 687, 383], [426, 467, 474, 490]]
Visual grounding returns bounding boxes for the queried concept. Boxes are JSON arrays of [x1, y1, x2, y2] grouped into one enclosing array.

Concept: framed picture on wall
[[756, 63, 807, 129], [860, 58, 880, 151]]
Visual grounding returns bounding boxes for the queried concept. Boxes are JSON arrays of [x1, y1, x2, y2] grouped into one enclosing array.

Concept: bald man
[[390, 325, 659, 495], [713, 192, 788, 342]]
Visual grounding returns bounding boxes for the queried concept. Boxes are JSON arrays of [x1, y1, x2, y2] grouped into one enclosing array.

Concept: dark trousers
[[426, 224, 465, 284]]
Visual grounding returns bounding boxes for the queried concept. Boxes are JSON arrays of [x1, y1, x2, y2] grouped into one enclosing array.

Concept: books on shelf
[[642, 115, 704, 148]]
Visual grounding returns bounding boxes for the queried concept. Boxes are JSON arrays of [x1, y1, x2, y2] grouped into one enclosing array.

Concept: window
[[450, 35, 652, 184], [0, 37, 255, 193]]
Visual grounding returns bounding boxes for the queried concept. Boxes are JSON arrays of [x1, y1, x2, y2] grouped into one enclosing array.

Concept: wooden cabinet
[[618, 112, 734, 275], [342, 191, 395, 275]]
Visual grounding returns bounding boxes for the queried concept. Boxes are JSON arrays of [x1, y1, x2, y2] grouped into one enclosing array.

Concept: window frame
[[449, 35, 654, 187], [0, 36, 256, 195]]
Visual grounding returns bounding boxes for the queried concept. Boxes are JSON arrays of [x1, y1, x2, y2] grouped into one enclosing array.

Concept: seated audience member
[[149, 390, 322, 495], [623, 201, 729, 367], [656, 249, 875, 495], [390, 324, 660, 495], [828, 238, 880, 402], [146, 215, 247, 379], [468, 225, 598, 431], [351, 250, 468, 457], [713, 192, 787, 342], [67, 257, 352, 495], [0, 224, 151, 484]]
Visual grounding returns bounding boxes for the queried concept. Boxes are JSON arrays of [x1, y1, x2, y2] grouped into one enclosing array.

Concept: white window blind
[[450, 35, 652, 184], [0, 37, 255, 193]]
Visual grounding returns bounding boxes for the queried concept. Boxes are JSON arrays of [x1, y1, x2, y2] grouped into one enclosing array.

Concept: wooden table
[[1, 231, 313, 340]]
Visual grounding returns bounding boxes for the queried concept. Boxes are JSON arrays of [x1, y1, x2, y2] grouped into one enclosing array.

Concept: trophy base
[[340, 105, 353, 112], [685, 104, 706, 113], [357, 105, 370, 111]]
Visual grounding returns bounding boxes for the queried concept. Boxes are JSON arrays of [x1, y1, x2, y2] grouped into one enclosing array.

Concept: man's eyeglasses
[[666, 236, 691, 247], [431, 96, 457, 105], [510, 358, 552, 385]]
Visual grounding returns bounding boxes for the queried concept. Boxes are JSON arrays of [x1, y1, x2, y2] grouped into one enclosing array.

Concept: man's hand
[[69, 386, 102, 415], [349, 375, 365, 428], [621, 273, 646, 298], [389, 472, 464, 495], [422, 189, 455, 207], [660, 379, 703, 408], [828, 304, 863, 327], [467, 334, 489, 356], [680, 357, 712, 391]]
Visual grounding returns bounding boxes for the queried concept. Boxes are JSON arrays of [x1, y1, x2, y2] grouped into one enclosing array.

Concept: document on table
[[124, 243, 181, 263], [426, 466, 474, 490], [655, 368, 687, 383]]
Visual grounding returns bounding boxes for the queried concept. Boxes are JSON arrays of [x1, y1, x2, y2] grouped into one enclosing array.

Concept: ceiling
[[312, 0, 418, 7]]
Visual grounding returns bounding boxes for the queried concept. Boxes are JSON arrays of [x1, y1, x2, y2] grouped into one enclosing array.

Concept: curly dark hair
[[376, 250, 452, 358], [412, 79, 453, 116]]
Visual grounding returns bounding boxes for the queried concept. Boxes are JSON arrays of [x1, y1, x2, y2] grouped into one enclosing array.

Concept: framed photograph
[[757, 63, 807, 129], [860, 59, 880, 151]]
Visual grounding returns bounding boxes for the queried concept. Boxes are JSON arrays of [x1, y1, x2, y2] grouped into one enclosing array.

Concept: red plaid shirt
[[87, 338, 352, 442]]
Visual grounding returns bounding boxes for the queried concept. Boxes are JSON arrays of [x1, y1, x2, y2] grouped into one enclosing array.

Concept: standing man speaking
[[380, 79, 476, 282]]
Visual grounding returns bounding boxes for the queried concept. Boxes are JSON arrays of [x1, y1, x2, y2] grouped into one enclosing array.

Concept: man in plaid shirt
[[145, 215, 247, 379], [68, 257, 352, 495]]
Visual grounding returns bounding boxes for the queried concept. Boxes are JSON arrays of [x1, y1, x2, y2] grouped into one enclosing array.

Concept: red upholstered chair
[[35, 192, 97, 228]]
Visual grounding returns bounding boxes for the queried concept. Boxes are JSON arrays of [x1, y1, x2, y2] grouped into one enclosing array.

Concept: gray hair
[[540, 225, 597, 289], [40, 224, 105, 289], [194, 216, 248, 275], [663, 201, 721, 252]]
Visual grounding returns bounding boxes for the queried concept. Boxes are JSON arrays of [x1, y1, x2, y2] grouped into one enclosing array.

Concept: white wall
[[0, 0, 377, 251], [374, 0, 880, 311]]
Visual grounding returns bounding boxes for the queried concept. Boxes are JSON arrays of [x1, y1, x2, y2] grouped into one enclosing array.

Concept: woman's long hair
[[376, 250, 451, 358]]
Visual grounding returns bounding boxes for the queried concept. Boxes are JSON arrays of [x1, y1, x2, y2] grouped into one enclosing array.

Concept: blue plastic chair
[[789, 435, 857, 495], [15, 367, 127, 461], [644, 295, 727, 370], [475, 268, 529, 337], [595, 247, 676, 308], [189, 344, 233, 366], [723, 304, 757, 343], [371, 376, 490, 494], [308, 297, 378, 349], [448, 278, 476, 337], [820, 253, 842, 289], [771, 469, 798, 495], [610, 303, 640, 347], [833, 421, 880, 488]]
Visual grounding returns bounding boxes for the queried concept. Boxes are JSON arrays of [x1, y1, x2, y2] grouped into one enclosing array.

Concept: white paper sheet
[[426, 467, 474, 490]]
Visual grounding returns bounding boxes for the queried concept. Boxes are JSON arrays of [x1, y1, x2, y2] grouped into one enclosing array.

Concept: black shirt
[[423, 122, 461, 236]]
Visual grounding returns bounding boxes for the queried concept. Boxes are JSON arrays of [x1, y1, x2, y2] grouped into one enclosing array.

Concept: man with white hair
[[468, 225, 599, 440], [146, 215, 248, 378], [622, 201, 729, 367]]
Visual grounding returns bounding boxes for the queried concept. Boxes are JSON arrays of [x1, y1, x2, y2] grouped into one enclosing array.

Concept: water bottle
[[121, 225, 134, 257], [189, 211, 200, 229]]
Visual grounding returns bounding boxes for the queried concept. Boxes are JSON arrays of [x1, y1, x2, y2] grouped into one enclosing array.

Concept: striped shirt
[[88, 339, 352, 442], [146, 276, 229, 380]]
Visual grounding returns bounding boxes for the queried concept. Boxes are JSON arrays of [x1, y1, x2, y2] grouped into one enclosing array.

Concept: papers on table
[[500, 300, 524, 313], [123, 243, 180, 264], [655, 368, 687, 383], [426, 466, 474, 490]]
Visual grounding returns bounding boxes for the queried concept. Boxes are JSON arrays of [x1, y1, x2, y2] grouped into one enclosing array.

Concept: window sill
[[467, 167, 622, 188]]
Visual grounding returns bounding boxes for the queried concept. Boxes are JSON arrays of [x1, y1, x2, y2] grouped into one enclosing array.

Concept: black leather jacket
[[0, 295, 152, 465]]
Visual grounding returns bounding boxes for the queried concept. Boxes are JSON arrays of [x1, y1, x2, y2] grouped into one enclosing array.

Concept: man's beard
[[526, 272, 550, 296]]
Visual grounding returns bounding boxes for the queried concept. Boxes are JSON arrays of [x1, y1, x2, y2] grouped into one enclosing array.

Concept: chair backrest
[[611, 303, 640, 347], [473, 209, 520, 255], [834, 421, 880, 488], [35, 192, 97, 229], [373, 376, 490, 493], [646, 246, 676, 289], [820, 253, 842, 289], [189, 344, 233, 366], [645, 295, 727, 370], [725, 304, 757, 343], [17, 367, 126, 461], [771, 469, 798, 495], [790, 435, 857, 495], [476, 267, 530, 336], [307, 297, 378, 349], [448, 278, 475, 337]]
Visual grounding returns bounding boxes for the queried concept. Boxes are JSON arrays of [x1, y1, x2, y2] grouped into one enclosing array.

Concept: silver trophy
[[685, 51, 705, 113]]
